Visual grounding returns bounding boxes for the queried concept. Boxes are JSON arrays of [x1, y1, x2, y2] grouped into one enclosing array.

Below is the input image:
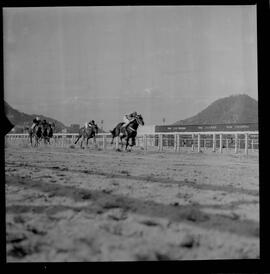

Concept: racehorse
[[28, 121, 54, 147], [41, 122, 54, 144], [74, 124, 98, 149], [110, 114, 144, 151], [29, 123, 44, 147]]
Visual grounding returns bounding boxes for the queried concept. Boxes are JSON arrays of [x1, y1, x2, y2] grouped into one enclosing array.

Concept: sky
[[3, 6, 257, 129]]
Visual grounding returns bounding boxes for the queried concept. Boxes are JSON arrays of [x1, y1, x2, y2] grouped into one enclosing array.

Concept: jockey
[[120, 111, 137, 135], [84, 120, 96, 129], [31, 116, 41, 130]]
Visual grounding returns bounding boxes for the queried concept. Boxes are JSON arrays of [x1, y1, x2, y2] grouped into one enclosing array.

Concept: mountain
[[173, 94, 258, 125], [4, 101, 107, 133], [4, 101, 67, 132]]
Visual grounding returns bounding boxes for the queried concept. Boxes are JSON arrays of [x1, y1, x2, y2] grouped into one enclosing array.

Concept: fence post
[[245, 133, 248, 155], [219, 134, 223, 153], [226, 138, 229, 150], [159, 134, 163, 152], [198, 134, 201, 152], [235, 134, 238, 154], [61, 136, 64, 148], [144, 135, 147, 151], [251, 139, 254, 152], [177, 134, 180, 152], [191, 134, 194, 151], [174, 134, 177, 152], [212, 134, 216, 152], [103, 135, 106, 150]]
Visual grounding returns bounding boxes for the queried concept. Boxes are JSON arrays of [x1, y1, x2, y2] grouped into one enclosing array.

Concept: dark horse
[[28, 121, 54, 147], [42, 122, 54, 144], [110, 114, 144, 151], [74, 124, 98, 148]]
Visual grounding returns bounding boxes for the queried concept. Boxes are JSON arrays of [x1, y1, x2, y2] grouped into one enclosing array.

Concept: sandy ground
[[5, 143, 259, 262]]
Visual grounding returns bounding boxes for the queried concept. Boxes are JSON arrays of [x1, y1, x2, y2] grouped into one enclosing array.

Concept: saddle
[[84, 126, 96, 136], [120, 123, 135, 136]]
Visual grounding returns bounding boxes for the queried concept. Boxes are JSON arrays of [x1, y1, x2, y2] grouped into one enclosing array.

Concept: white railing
[[5, 131, 259, 155]]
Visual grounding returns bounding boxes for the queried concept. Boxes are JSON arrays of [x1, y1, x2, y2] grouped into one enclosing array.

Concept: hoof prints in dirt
[[6, 162, 259, 197], [6, 175, 259, 239]]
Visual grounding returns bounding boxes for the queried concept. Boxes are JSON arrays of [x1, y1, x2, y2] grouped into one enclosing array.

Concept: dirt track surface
[[5, 145, 259, 261]]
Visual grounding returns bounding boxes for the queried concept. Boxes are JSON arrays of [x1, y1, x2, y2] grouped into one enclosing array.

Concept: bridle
[[135, 115, 143, 126]]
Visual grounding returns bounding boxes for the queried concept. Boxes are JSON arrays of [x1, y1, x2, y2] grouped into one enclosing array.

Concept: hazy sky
[[3, 6, 257, 128]]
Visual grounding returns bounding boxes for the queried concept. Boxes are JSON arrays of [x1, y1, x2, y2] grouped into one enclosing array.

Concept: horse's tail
[[111, 122, 124, 137], [110, 128, 116, 137]]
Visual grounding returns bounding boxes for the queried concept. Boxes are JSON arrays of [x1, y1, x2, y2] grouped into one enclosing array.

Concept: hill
[[4, 101, 67, 132], [173, 94, 258, 125], [4, 101, 107, 133]]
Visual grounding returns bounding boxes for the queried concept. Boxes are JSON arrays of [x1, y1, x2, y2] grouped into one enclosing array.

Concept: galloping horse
[[28, 121, 54, 147], [41, 122, 54, 144], [74, 124, 98, 148], [29, 124, 42, 147], [110, 114, 144, 150]]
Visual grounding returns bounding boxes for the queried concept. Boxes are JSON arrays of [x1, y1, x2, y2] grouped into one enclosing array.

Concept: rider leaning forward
[[31, 116, 41, 130], [84, 120, 96, 129], [31, 117, 53, 130], [120, 111, 137, 136]]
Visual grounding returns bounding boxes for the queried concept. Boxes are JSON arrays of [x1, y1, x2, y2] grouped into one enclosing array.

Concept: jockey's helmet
[[36, 116, 40, 121], [91, 120, 95, 124], [132, 111, 137, 116]]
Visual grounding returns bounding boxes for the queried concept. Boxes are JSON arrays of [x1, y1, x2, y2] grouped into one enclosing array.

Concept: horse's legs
[[125, 137, 129, 150], [34, 137, 38, 147], [93, 136, 97, 148], [80, 137, 84, 148], [29, 135, 33, 147], [132, 136, 136, 146], [126, 136, 132, 151], [37, 137, 41, 147], [74, 134, 82, 144], [120, 136, 124, 149]]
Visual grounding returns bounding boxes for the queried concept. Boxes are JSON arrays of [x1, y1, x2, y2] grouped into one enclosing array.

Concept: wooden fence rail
[[5, 131, 259, 155]]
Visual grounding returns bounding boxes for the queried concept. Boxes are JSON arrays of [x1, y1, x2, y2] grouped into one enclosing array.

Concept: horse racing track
[[5, 143, 259, 261]]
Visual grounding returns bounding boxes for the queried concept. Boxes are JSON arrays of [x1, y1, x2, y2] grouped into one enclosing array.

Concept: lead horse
[[110, 114, 144, 151], [74, 124, 98, 149]]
